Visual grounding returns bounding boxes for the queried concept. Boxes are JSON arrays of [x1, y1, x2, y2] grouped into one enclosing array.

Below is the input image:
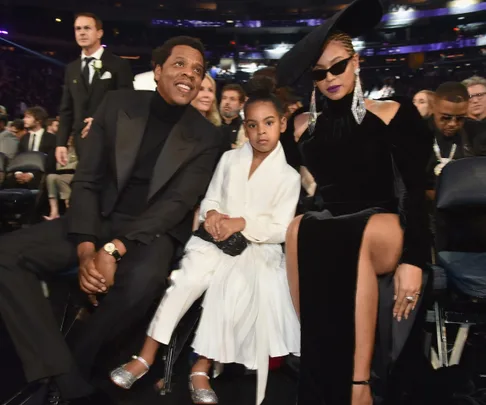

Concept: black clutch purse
[[194, 225, 248, 257]]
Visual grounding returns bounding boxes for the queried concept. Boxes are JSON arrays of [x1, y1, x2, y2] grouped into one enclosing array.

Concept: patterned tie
[[82, 57, 94, 87]]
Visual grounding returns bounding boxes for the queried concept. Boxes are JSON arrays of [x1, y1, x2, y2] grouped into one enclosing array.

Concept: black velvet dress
[[296, 94, 433, 405]]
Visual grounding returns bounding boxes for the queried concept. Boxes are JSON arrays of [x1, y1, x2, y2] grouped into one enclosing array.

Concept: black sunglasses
[[311, 56, 353, 82], [439, 114, 467, 123]]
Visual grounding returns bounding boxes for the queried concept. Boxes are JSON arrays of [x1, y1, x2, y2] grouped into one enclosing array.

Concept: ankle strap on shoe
[[352, 379, 370, 385], [190, 372, 210, 379], [131, 355, 150, 370]]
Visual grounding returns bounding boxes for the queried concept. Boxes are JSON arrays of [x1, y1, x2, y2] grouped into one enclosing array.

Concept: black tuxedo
[[4, 130, 57, 189], [58, 50, 133, 157], [0, 90, 223, 398], [18, 130, 57, 173]]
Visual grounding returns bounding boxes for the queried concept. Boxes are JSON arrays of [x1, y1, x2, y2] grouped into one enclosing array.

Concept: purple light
[[102, 44, 106, 47], [0, 30, 8, 35]]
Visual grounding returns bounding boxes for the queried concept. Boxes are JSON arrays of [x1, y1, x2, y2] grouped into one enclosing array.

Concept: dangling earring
[[351, 67, 366, 125], [308, 85, 318, 135]]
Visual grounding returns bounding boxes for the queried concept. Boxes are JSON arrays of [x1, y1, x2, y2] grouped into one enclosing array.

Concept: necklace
[[433, 138, 456, 176]]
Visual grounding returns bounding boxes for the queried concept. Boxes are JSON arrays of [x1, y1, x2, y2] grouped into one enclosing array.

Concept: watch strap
[[111, 249, 122, 262]]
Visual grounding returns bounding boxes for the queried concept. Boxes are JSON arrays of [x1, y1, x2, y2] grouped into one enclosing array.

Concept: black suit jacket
[[58, 50, 133, 155], [68, 90, 223, 246], [19, 130, 57, 174]]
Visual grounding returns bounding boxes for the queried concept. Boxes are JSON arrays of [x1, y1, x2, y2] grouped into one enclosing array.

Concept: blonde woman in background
[[413, 90, 435, 118], [191, 74, 222, 127]]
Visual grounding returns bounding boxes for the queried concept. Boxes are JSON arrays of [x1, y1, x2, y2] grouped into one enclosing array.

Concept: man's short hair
[[11, 119, 25, 131], [74, 12, 103, 30], [222, 84, 247, 104], [25, 106, 49, 127], [152, 36, 206, 71], [0, 114, 7, 126], [462, 75, 486, 89], [46, 118, 59, 128], [435, 82, 469, 103]]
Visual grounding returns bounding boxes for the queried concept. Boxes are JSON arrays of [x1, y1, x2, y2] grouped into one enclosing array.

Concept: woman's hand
[[204, 210, 229, 239], [393, 263, 422, 321]]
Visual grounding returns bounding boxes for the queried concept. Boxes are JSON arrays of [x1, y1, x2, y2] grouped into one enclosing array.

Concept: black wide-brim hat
[[276, 0, 384, 87]]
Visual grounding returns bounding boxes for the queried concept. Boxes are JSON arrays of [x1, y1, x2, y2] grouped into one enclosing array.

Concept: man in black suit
[[0, 36, 222, 403], [4, 106, 56, 189], [56, 12, 133, 164]]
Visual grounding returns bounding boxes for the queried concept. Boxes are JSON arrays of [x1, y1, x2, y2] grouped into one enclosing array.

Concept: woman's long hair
[[204, 74, 222, 127]]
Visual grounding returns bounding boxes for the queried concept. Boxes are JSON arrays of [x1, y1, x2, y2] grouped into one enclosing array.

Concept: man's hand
[[81, 117, 94, 138], [15, 173, 34, 184], [56, 146, 68, 166], [93, 239, 127, 289], [94, 250, 117, 288], [218, 217, 246, 241], [77, 242, 106, 295], [204, 210, 229, 239]]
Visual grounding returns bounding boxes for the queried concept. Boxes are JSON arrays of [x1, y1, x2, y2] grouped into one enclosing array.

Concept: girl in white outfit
[[110, 88, 301, 405]]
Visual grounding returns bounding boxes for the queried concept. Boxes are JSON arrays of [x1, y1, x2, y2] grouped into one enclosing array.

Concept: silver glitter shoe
[[188, 372, 218, 404], [110, 355, 150, 389]]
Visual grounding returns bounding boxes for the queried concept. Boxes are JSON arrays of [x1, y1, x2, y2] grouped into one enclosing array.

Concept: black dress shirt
[[115, 91, 186, 215]]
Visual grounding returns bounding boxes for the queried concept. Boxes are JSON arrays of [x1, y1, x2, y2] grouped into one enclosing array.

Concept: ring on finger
[[405, 296, 415, 303]]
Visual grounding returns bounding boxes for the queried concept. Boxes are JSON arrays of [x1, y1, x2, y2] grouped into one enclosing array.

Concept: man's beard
[[220, 108, 239, 119]]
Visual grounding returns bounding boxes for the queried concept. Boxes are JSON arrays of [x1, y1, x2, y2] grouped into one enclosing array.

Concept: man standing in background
[[56, 12, 133, 164]]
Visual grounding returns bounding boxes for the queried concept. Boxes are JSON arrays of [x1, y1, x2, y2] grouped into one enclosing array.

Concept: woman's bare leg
[[285, 215, 303, 318], [352, 214, 403, 405]]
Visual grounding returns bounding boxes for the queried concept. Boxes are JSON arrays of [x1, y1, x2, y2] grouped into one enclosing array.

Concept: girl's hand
[[205, 210, 229, 239], [217, 218, 246, 241]]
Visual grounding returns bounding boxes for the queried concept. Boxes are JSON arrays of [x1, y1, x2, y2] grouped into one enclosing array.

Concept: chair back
[[0, 152, 6, 186], [436, 157, 486, 253], [7, 151, 47, 173]]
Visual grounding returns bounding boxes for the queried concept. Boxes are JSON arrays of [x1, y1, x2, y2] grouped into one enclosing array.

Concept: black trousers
[[0, 215, 175, 397]]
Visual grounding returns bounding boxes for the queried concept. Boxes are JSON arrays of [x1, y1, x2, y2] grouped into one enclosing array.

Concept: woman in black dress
[[277, 1, 433, 404]]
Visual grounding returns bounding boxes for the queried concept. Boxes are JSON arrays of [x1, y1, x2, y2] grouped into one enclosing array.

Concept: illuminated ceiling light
[[448, 0, 479, 8], [386, 6, 416, 27], [458, 16, 465, 19], [352, 39, 365, 52], [55, 18, 62, 22], [226, 20, 234, 23]]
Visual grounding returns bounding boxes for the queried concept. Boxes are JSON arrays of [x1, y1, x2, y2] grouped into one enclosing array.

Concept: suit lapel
[[73, 59, 89, 100], [115, 96, 150, 191], [148, 107, 200, 200], [88, 52, 106, 97]]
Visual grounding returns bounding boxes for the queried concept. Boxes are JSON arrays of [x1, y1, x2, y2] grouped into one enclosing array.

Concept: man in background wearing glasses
[[425, 82, 472, 201], [463, 76, 486, 122]]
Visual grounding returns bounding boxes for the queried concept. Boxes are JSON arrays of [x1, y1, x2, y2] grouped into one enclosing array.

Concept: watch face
[[104, 243, 116, 254]]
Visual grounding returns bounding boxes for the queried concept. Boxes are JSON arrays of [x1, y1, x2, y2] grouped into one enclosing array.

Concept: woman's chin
[[324, 89, 348, 101]]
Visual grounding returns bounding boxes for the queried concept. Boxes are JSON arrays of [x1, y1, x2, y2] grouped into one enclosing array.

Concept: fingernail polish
[[397, 317, 401, 322]]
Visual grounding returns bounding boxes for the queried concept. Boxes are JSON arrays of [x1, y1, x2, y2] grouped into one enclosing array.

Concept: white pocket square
[[100, 71, 112, 80]]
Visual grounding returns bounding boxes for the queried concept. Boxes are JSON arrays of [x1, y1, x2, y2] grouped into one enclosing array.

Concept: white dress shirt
[[81, 46, 104, 85], [28, 128, 45, 152]]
